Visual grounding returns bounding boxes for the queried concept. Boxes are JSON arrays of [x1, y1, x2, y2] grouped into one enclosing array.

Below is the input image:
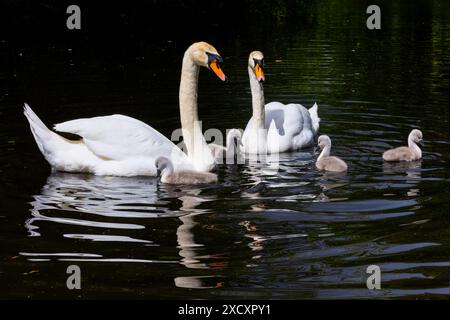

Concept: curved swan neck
[[225, 131, 235, 153], [161, 161, 174, 181], [179, 51, 209, 162], [249, 66, 265, 129], [318, 144, 331, 162], [225, 129, 241, 153], [408, 135, 422, 159]]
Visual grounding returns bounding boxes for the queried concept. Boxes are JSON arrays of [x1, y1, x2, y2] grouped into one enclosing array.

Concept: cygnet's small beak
[[418, 139, 424, 147]]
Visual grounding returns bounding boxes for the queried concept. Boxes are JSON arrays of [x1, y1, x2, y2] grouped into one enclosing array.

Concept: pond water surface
[[1, 0, 450, 299]]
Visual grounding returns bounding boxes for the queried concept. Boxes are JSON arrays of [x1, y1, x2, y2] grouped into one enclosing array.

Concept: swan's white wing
[[308, 103, 320, 134], [264, 102, 303, 136], [264, 102, 315, 151], [54, 114, 189, 164]]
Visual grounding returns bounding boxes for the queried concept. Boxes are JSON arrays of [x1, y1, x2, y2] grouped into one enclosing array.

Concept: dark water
[[1, 0, 450, 299]]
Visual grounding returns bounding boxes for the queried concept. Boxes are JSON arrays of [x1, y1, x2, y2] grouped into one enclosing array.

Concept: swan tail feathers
[[308, 102, 320, 135], [23, 103, 53, 154], [24, 103, 64, 161], [24, 103, 48, 131]]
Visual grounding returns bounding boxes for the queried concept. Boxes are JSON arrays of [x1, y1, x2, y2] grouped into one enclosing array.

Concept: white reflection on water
[[22, 154, 430, 290], [174, 275, 224, 289], [25, 173, 163, 237], [382, 160, 422, 197], [25, 172, 218, 275]]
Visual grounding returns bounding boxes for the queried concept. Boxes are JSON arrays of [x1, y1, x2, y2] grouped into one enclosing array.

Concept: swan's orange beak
[[255, 63, 265, 82], [209, 60, 227, 81]]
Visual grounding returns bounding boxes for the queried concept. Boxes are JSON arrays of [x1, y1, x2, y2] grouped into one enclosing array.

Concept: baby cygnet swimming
[[208, 129, 243, 160], [155, 157, 218, 184], [383, 129, 423, 162], [315, 135, 348, 172]]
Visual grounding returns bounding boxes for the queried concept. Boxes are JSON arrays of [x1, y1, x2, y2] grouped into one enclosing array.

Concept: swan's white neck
[[225, 129, 241, 155], [408, 135, 422, 159], [179, 52, 214, 171], [246, 66, 268, 154], [225, 131, 235, 154], [318, 144, 331, 162], [248, 66, 265, 129], [161, 161, 174, 182]]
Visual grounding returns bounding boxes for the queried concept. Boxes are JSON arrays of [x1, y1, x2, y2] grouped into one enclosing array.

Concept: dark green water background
[[0, 0, 449, 299]]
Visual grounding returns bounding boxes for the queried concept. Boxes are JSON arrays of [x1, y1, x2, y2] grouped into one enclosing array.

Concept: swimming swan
[[383, 129, 423, 162], [24, 42, 227, 176], [155, 157, 218, 184], [241, 51, 320, 154], [315, 135, 348, 172], [208, 129, 243, 160]]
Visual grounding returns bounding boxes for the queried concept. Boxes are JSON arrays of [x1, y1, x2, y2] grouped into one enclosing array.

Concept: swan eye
[[206, 52, 226, 81], [206, 52, 223, 65], [253, 58, 264, 68]]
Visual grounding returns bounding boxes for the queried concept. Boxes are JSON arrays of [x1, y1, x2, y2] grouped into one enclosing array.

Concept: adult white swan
[[24, 42, 227, 176], [241, 51, 320, 154]]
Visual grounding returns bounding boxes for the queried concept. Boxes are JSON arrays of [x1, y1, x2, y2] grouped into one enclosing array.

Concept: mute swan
[[383, 129, 423, 162], [155, 157, 218, 184], [241, 51, 320, 154], [24, 42, 226, 176], [208, 129, 242, 160], [315, 135, 348, 172]]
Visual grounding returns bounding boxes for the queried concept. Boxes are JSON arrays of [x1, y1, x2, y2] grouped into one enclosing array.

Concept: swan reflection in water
[[26, 173, 165, 238], [383, 160, 422, 197], [25, 172, 225, 288], [24, 151, 350, 289]]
